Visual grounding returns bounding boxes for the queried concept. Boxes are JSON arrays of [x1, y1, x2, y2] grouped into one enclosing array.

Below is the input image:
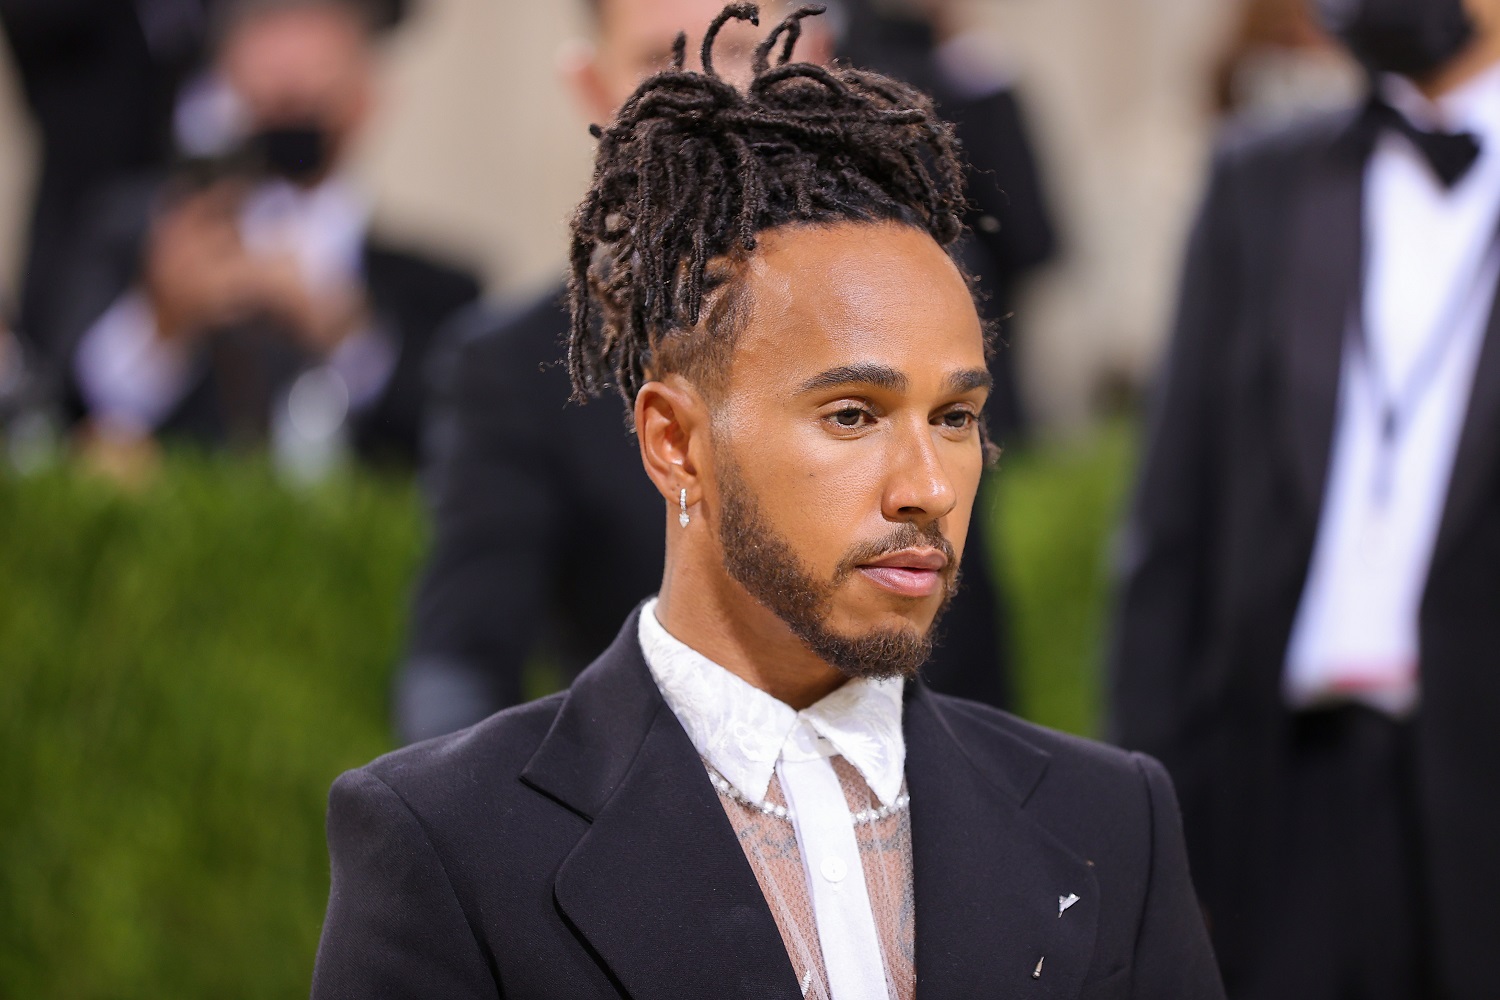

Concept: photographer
[[68, 0, 476, 473]]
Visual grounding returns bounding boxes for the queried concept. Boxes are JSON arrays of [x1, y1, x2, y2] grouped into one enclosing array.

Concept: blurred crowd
[[0, 0, 476, 480], [4, 0, 1500, 996]]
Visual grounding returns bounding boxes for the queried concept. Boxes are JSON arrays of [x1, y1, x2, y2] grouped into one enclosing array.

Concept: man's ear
[[635, 374, 712, 508], [557, 37, 616, 127]]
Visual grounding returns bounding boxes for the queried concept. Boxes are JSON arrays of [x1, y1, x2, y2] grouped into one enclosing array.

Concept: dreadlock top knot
[[567, 2, 969, 408], [753, 4, 824, 75], [701, 4, 759, 79]]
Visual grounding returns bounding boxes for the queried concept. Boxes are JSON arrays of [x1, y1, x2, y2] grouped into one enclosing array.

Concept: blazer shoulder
[[353, 691, 568, 806], [933, 691, 1134, 763], [1212, 105, 1360, 179], [928, 691, 1157, 802], [463, 289, 570, 366], [363, 239, 483, 311], [431, 288, 569, 388]]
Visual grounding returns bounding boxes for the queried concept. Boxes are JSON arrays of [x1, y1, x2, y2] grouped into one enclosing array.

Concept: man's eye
[[833, 408, 867, 427], [942, 410, 975, 429]]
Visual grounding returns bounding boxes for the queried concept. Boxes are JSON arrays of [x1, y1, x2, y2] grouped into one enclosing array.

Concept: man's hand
[[246, 251, 368, 357], [142, 181, 262, 343], [142, 180, 368, 356]]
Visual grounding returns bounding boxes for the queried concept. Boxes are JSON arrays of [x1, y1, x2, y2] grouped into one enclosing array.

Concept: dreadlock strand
[[701, 4, 760, 79], [714, 129, 757, 251], [750, 62, 850, 103], [777, 5, 826, 64]]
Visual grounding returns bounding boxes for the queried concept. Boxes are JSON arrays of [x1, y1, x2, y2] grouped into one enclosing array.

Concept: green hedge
[[0, 425, 1131, 998], [993, 422, 1133, 736]]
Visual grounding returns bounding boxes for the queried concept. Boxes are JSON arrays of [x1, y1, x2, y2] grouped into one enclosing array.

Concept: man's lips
[[855, 548, 949, 598]]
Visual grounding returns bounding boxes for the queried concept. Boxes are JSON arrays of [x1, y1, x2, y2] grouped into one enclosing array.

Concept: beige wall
[[0, 0, 1237, 426], [355, 0, 596, 297], [972, 0, 1234, 424]]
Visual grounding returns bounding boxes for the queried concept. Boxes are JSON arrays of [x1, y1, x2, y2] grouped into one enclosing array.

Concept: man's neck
[[1415, 37, 1500, 101], [655, 555, 847, 711]]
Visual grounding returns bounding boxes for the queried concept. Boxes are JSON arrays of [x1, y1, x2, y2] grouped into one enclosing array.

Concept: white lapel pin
[[1058, 893, 1080, 917]]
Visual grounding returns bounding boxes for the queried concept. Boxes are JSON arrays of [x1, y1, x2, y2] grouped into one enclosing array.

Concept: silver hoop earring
[[679, 488, 690, 528]]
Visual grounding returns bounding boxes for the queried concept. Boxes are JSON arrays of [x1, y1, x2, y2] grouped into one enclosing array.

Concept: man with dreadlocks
[[311, 7, 1223, 999]]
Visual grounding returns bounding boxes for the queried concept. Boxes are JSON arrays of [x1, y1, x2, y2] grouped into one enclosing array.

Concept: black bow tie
[[1364, 98, 1483, 188]]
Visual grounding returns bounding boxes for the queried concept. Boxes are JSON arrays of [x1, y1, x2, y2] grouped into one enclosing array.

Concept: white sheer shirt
[[638, 599, 909, 999], [1284, 66, 1500, 716]]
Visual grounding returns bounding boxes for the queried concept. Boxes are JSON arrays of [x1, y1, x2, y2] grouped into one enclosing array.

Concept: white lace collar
[[637, 598, 906, 807]]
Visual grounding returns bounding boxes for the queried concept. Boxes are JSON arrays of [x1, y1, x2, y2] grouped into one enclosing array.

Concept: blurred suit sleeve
[[1107, 151, 1240, 764], [398, 302, 562, 742]]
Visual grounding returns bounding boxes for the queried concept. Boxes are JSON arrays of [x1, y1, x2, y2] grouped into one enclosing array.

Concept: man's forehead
[[727, 222, 986, 390], [741, 223, 979, 333]]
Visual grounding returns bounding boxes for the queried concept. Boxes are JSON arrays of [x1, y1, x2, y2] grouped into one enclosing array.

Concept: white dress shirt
[[1284, 66, 1500, 716], [638, 599, 908, 1000]]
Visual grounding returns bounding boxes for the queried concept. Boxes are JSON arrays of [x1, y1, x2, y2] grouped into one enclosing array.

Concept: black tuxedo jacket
[[317, 610, 1223, 999], [1108, 108, 1500, 996]]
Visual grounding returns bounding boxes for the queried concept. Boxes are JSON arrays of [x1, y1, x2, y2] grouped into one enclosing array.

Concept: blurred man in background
[[1111, 0, 1500, 996], [63, 0, 476, 474]]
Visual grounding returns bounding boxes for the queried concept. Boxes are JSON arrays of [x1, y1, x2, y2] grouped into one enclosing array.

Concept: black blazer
[[316, 610, 1223, 999], [1108, 108, 1500, 996]]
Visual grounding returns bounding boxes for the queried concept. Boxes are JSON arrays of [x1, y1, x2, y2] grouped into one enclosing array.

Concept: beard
[[715, 454, 960, 681]]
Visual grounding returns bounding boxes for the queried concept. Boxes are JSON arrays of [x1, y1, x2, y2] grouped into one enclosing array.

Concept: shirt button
[[820, 856, 848, 883]]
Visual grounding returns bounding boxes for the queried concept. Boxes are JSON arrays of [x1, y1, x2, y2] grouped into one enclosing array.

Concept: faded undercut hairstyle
[[565, 3, 973, 411]]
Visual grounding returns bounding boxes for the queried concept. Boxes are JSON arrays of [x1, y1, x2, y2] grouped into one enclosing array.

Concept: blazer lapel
[[904, 687, 1099, 999], [1276, 123, 1368, 521], [521, 615, 801, 1000]]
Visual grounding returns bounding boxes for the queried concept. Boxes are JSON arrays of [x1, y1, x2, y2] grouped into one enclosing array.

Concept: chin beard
[[715, 455, 957, 681]]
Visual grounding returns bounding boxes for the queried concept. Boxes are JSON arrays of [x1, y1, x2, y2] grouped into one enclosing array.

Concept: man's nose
[[881, 418, 958, 525]]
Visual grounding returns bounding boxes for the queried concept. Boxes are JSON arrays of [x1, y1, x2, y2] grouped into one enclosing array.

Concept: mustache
[[834, 521, 957, 583]]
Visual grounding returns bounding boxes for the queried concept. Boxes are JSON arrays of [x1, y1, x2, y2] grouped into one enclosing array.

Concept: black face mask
[[1314, 0, 1476, 78], [251, 124, 333, 184]]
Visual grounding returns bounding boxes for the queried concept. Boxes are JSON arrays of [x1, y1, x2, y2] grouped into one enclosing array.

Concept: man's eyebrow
[[798, 364, 909, 394], [945, 368, 993, 395]]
